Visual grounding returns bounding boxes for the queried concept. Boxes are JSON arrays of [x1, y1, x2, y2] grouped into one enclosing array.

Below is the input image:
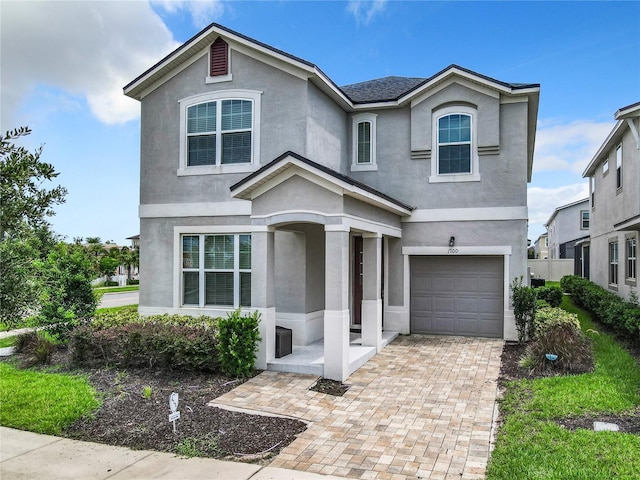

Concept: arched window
[[437, 113, 471, 174], [351, 113, 377, 171]]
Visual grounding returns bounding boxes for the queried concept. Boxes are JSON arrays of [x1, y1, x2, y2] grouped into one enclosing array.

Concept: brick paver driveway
[[211, 335, 503, 479]]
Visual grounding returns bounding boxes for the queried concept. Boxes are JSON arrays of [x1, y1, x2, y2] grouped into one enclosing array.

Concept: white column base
[[254, 307, 276, 370], [361, 299, 382, 351], [323, 309, 350, 381]]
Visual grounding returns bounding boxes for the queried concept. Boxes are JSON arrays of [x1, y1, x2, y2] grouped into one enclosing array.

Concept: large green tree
[[0, 127, 67, 239]]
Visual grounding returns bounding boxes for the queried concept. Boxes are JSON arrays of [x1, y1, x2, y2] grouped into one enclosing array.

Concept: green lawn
[[0, 362, 99, 434], [487, 296, 640, 479], [0, 336, 16, 348]]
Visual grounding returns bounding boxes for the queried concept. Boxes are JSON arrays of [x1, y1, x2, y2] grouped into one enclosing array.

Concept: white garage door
[[410, 256, 504, 338]]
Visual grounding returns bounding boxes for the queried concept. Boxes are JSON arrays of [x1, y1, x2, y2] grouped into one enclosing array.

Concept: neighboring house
[[583, 101, 639, 300], [533, 233, 549, 259], [124, 23, 540, 380], [545, 198, 590, 263], [127, 234, 140, 249]]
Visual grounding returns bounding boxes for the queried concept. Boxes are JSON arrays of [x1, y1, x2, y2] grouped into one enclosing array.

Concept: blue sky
[[1, 0, 639, 245]]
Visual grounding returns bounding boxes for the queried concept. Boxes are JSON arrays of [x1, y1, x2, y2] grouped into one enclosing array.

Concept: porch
[[268, 330, 400, 376]]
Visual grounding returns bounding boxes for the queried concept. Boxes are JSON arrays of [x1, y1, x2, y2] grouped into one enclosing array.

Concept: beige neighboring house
[[533, 233, 549, 259], [583, 101, 639, 300]]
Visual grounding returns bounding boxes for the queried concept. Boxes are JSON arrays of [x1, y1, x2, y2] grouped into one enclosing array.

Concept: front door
[[352, 236, 363, 326]]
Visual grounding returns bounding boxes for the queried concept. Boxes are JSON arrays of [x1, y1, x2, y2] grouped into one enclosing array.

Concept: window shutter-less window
[[210, 38, 228, 77]]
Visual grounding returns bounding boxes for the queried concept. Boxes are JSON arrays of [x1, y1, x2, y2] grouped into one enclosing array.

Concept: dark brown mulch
[[4, 348, 307, 463], [556, 410, 640, 435], [309, 378, 350, 396]]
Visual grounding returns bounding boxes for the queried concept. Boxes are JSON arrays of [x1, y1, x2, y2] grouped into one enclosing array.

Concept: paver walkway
[[211, 335, 503, 480]]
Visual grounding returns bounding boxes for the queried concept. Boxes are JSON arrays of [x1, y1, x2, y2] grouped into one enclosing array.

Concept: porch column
[[362, 233, 383, 351], [324, 226, 350, 381], [251, 227, 276, 370]]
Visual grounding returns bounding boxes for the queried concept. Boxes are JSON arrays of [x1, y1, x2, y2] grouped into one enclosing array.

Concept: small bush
[[535, 286, 563, 307], [104, 280, 119, 287], [521, 322, 594, 374], [511, 277, 537, 343], [218, 310, 261, 378], [533, 306, 581, 338], [126, 279, 139, 285], [14, 331, 59, 365]]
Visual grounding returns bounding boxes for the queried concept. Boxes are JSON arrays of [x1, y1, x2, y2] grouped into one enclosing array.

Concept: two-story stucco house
[[583, 102, 639, 300], [545, 198, 590, 261], [124, 23, 539, 381], [533, 232, 549, 260]]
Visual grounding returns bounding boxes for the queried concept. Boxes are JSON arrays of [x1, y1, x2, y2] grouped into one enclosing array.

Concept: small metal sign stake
[[168, 392, 180, 433]]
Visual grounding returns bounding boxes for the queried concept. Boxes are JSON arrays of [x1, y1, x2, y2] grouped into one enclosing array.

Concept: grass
[[95, 304, 138, 314], [0, 362, 99, 434], [94, 285, 139, 293], [0, 336, 16, 348], [487, 296, 640, 479]]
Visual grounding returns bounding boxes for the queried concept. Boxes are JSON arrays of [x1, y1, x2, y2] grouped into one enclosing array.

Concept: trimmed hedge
[[535, 286, 563, 308], [533, 306, 581, 338], [560, 275, 640, 339]]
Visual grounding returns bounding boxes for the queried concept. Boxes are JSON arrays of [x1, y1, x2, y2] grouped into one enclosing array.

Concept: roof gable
[[230, 151, 413, 216]]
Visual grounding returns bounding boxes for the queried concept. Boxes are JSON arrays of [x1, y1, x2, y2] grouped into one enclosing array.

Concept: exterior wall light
[[449, 236, 455, 247]]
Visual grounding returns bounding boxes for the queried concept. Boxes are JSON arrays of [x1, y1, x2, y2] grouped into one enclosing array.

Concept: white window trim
[[179, 231, 251, 309], [429, 105, 480, 183], [351, 113, 377, 171], [580, 210, 589, 230], [609, 240, 619, 287], [616, 143, 622, 191], [626, 235, 637, 284], [178, 90, 262, 176]]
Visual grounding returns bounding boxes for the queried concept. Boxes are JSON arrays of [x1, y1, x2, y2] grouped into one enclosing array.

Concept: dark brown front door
[[352, 236, 363, 325]]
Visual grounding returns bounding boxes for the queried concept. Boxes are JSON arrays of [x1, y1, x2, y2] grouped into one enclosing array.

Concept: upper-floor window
[[580, 210, 589, 229], [602, 159, 609, 175], [351, 113, 377, 171], [178, 90, 262, 176], [616, 144, 622, 190], [430, 105, 479, 183], [590, 176, 595, 208]]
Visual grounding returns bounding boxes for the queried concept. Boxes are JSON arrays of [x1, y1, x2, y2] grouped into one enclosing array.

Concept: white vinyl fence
[[527, 259, 574, 282]]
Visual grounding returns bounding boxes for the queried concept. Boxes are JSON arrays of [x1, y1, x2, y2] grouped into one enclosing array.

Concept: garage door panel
[[410, 256, 504, 338]]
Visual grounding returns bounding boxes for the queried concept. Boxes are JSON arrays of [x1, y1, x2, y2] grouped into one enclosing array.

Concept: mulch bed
[[309, 378, 350, 396], [3, 349, 307, 463]]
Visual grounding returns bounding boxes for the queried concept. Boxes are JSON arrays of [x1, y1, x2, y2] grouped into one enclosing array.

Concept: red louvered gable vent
[[210, 37, 228, 76]]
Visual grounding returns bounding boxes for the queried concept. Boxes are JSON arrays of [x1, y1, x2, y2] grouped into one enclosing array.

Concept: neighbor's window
[[187, 99, 252, 166], [602, 159, 609, 175], [351, 113, 377, 171], [609, 241, 618, 286], [581, 210, 589, 229], [182, 234, 251, 308], [616, 144, 622, 189], [590, 176, 595, 208], [438, 113, 472, 174], [627, 237, 637, 282]]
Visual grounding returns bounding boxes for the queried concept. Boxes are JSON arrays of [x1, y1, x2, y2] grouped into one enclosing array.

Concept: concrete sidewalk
[[0, 427, 347, 480]]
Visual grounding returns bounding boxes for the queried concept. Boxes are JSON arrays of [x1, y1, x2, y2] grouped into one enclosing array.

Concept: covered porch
[[230, 152, 412, 381]]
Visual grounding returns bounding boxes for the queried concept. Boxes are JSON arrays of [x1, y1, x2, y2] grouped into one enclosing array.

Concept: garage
[[410, 256, 504, 338]]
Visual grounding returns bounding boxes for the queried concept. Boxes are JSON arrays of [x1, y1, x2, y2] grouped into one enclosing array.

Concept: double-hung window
[[627, 237, 637, 283], [580, 210, 589, 230], [430, 105, 479, 182], [609, 241, 619, 287], [179, 90, 262, 175], [182, 234, 251, 308], [351, 113, 377, 171], [187, 99, 252, 166], [616, 144, 622, 190]]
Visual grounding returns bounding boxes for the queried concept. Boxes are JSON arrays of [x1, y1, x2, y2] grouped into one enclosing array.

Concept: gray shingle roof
[[340, 76, 427, 103]]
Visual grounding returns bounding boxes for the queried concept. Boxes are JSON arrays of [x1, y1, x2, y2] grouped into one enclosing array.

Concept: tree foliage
[[0, 127, 67, 239]]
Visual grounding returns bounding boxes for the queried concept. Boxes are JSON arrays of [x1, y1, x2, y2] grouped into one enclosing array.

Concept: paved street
[[98, 291, 139, 309]]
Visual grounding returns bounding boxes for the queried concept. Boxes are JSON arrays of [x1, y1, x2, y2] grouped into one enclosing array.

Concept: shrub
[[560, 275, 640, 340], [535, 286, 563, 307], [126, 279, 139, 285], [104, 280, 119, 287], [14, 331, 59, 365], [218, 310, 261, 378], [511, 277, 537, 343], [71, 319, 219, 372], [533, 306, 580, 338], [521, 322, 594, 374]]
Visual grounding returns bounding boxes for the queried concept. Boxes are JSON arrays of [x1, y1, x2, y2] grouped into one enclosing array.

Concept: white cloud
[[346, 0, 387, 26], [534, 119, 614, 175], [0, 1, 179, 128], [527, 182, 589, 239], [152, 0, 224, 29]]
